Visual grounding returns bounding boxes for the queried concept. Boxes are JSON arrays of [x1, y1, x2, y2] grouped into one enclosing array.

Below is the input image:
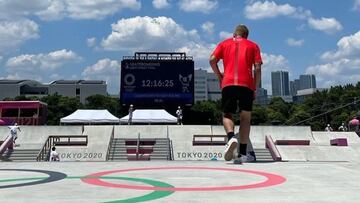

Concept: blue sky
[[0, 0, 360, 95]]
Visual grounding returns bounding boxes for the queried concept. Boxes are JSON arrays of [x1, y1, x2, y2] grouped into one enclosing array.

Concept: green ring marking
[[0, 176, 174, 203]]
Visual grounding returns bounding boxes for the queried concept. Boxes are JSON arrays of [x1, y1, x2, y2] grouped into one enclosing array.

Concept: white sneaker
[[224, 138, 238, 161], [233, 154, 255, 164]]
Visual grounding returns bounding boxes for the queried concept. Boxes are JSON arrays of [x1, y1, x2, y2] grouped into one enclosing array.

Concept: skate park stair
[[151, 138, 172, 160], [1, 149, 40, 161], [107, 138, 127, 161], [107, 138, 172, 161], [253, 148, 275, 162]]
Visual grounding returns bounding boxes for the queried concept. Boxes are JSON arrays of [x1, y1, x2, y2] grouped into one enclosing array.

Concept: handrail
[[136, 133, 140, 159], [166, 126, 170, 160], [169, 139, 174, 160], [36, 135, 88, 161], [265, 135, 282, 161], [0, 136, 13, 155], [106, 126, 115, 161], [36, 136, 55, 161]]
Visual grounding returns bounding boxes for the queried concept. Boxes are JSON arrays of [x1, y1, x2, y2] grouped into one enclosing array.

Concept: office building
[[0, 79, 107, 104], [194, 69, 208, 102], [299, 74, 316, 90], [290, 79, 300, 96], [194, 69, 222, 102], [206, 72, 221, 101], [271, 70, 290, 96]]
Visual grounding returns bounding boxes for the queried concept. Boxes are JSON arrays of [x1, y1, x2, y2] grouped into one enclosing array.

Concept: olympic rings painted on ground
[[0, 175, 174, 203], [0, 169, 67, 189], [82, 166, 286, 191], [79, 176, 174, 203]]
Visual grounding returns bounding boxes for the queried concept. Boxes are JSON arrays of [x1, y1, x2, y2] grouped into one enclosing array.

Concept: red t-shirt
[[212, 37, 262, 90]]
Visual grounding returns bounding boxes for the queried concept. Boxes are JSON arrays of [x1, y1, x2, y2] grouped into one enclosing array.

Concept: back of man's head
[[234, 24, 249, 39]]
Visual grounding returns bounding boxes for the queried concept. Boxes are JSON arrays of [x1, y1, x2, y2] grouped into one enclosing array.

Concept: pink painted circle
[[82, 166, 286, 191]]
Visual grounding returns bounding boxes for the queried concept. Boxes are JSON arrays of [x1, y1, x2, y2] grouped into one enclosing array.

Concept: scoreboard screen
[[120, 56, 194, 107]]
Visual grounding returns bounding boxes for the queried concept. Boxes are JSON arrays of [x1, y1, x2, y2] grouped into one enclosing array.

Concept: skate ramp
[[56, 125, 113, 161], [274, 131, 360, 162], [168, 125, 223, 160], [212, 125, 313, 148], [312, 131, 360, 145], [1, 126, 83, 149], [277, 145, 358, 162]]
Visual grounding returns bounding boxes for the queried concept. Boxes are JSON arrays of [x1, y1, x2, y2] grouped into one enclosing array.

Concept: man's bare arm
[[254, 63, 262, 89], [209, 55, 223, 86]]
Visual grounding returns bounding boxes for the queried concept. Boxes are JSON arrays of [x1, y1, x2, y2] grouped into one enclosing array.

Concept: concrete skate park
[[1, 125, 360, 202]]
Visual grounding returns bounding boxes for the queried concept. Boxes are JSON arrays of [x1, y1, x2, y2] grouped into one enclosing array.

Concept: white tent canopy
[[60, 109, 120, 124], [120, 109, 177, 124]]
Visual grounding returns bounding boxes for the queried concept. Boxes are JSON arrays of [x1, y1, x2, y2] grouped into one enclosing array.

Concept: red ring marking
[[82, 166, 286, 191]]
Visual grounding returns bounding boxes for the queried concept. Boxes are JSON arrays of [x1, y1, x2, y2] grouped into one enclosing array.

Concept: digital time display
[[141, 80, 174, 88]]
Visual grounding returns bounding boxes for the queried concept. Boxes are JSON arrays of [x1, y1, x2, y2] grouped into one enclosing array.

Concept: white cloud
[[0, 0, 141, 21], [201, 21, 214, 35], [0, 19, 39, 53], [6, 49, 81, 71], [354, 0, 360, 11], [307, 17, 343, 34], [100, 16, 218, 70], [179, 0, 218, 13], [306, 30, 360, 88], [101, 16, 200, 52], [286, 38, 304, 47], [49, 73, 61, 80], [261, 53, 291, 94], [219, 31, 232, 39], [152, 0, 170, 9], [82, 58, 120, 76], [36, 0, 66, 21], [0, 0, 51, 19], [306, 59, 360, 87], [65, 0, 141, 20], [244, 1, 310, 20], [321, 30, 360, 61], [244, 1, 342, 35], [82, 58, 120, 93], [86, 37, 97, 47], [177, 42, 216, 68], [1, 72, 43, 81]]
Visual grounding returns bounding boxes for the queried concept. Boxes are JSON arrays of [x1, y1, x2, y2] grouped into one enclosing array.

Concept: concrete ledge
[[330, 138, 348, 146], [193, 135, 227, 146], [275, 140, 310, 145]]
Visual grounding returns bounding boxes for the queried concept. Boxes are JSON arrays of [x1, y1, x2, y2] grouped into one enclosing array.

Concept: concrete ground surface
[[1, 160, 360, 203]]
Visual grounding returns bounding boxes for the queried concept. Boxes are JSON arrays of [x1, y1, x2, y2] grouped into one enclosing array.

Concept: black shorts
[[221, 86, 254, 113]]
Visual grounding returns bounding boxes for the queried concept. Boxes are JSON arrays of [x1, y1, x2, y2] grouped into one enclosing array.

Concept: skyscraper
[[299, 74, 316, 90], [271, 70, 290, 96], [290, 79, 300, 96]]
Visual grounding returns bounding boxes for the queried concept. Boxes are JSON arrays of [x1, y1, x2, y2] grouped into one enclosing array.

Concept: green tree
[[41, 94, 83, 125], [251, 104, 267, 125], [85, 94, 122, 117], [186, 100, 221, 124]]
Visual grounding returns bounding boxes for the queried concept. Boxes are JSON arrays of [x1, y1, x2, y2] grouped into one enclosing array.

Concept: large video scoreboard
[[120, 52, 194, 107]]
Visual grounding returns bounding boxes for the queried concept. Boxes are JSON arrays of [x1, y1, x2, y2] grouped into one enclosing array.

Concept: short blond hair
[[233, 24, 249, 38]]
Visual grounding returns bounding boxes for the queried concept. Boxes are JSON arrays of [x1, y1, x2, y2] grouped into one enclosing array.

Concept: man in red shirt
[[210, 24, 262, 164]]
